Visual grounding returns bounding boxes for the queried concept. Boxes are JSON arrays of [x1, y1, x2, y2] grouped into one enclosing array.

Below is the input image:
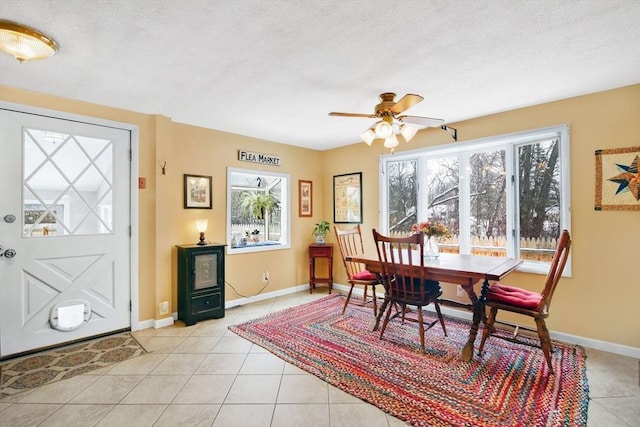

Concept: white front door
[[0, 107, 131, 358]]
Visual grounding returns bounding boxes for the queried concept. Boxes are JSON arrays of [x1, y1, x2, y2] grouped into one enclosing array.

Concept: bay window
[[381, 125, 571, 275]]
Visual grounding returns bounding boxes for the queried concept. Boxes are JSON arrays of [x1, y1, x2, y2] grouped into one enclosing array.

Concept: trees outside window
[[381, 125, 570, 274]]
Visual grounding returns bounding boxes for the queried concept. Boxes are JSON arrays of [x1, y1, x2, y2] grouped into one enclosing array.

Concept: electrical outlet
[[263, 271, 270, 283], [456, 285, 465, 297], [159, 301, 169, 315]]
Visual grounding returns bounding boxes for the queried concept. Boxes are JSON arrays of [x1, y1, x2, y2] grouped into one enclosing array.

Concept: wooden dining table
[[346, 251, 523, 362]]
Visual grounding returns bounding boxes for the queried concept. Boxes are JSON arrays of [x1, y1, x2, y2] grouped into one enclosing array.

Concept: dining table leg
[[460, 277, 490, 362], [369, 295, 389, 332]]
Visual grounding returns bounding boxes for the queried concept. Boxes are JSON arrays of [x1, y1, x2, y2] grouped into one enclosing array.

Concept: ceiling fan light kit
[[0, 20, 58, 63], [329, 92, 450, 151]]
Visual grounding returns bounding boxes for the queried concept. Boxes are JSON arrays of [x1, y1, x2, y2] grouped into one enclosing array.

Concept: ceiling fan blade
[[390, 94, 424, 114], [329, 112, 377, 118], [398, 115, 445, 127]]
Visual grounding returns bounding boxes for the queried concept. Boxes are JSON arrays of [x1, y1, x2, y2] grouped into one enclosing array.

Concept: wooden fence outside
[[389, 232, 557, 262]]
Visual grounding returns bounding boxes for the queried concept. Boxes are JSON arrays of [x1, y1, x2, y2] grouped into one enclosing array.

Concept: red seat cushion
[[351, 270, 377, 281], [486, 284, 542, 310]]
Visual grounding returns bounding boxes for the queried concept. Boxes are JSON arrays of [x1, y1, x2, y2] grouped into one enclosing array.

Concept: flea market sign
[[238, 150, 281, 166]]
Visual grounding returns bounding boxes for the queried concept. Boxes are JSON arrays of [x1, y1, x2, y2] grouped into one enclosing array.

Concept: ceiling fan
[[329, 92, 452, 149]]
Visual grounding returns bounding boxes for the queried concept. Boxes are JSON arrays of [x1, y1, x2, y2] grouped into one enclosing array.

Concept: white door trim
[[0, 101, 140, 332]]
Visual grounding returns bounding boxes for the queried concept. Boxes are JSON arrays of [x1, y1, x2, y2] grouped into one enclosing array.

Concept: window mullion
[[505, 146, 517, 258], [458, 152, 471, 254]]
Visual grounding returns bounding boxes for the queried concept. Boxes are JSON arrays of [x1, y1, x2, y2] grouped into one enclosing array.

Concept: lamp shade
[[360, 129, 375, 146], [374, 121, 393, 139], [195, 219, 208, 233], [383, 135, 399, 149], [400, 124, 418, 142], [0, 21, 58, 63]]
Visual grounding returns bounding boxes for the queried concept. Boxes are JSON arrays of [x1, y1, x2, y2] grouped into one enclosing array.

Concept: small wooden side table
[[308, 244, 333, 293]]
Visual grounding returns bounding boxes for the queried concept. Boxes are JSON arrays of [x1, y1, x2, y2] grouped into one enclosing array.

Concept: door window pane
[[23, 128, 113, 237]]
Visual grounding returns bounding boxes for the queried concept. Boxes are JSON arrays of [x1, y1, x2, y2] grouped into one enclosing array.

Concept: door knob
[[1, 248, 16, 258]]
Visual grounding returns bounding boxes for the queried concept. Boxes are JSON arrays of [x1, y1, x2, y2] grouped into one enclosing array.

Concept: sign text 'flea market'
[[238, 150, 281, 166]]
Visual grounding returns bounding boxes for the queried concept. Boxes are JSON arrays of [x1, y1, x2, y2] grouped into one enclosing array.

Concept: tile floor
[[1, 288, 638, 426]]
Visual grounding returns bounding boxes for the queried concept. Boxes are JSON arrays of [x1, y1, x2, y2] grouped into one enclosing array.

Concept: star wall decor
[[595, 146, 640, 211], [608, 155, 639, 201]]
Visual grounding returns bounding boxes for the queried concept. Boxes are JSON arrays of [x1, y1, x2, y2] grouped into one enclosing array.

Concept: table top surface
[[348, 251, 522, 282]]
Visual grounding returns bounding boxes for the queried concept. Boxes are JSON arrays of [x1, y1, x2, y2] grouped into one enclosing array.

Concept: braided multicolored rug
[[230, 294, 589, 427]]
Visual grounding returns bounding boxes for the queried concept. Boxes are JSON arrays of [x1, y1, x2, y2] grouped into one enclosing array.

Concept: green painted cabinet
[[176, 243, 225, 326]]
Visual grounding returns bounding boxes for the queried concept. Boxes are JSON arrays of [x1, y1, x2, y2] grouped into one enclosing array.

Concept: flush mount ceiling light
[[0, 20, 58, 63], [329, 92, 446, 152]]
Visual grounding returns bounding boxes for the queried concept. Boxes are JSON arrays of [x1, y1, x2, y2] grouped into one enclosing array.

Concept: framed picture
[[595, 146, 640, 211], [333, 172, 362, 223], [184, 174, 212, 209], [298, 180, 313, 217]]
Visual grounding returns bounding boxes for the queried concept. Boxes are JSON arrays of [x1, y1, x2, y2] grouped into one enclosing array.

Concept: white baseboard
[[136, 282, 640, 359]]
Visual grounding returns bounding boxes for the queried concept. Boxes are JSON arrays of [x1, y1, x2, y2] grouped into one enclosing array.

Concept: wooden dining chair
[[372, 229, 447, 352], [334, 225, 381, 315], [478, 230, 572, 374]]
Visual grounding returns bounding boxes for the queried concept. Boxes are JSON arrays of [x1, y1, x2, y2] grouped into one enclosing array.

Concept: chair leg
[[434, 302, 447, 337], [478, 306, 497, 355], [379, 300, 394, 341], [417, 307, 426, 353], [342, 284, 355, 314], [371, 285, 378, 316], [535, 318, 554, 374]]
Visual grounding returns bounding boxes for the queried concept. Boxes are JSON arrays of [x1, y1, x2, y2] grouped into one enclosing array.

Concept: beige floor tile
[[143, 336, 186, 353], [212, 335, 254, 353], [271, 403, 330, 427], [172, 336, 221, 353], [283, 362, 309, 375], [0, 402, 12, 411], [240, 353, 286, 375], [593, 396, 640, 426], [329, 385, 363, 404], [191, 320, 234, 337], [107, 352, 167, 374], [196, 353, 248, 375], [172, 375, 236, 404], [277, 374, 328, 404], [588, 399, 632, 426], [249, 343, 272, 354], [329, 403, 391, 427], [154, 404, 221, 427], [94, 404, 166, 427], [212, 404, 275, 427], [120, 374, 190, 404], [155, 324, 197, 336], [37, 403, 113, 427], [387, 413, 409, 426], [150, 353, 207, 374], [17, 374, 98, 404], [0, 403, 61, 426], [225, 374, 281, 404], [69, 375, 144, 404]]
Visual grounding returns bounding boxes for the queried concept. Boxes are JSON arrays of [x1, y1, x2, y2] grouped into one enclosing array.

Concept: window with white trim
[[380, 125, 571, 275], [227, 168, 290, 254]]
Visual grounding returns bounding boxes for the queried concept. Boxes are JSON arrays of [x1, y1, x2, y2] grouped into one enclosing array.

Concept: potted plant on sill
[[312, 220, 330, 244]]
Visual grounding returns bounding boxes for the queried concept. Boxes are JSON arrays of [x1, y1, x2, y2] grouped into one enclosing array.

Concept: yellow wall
[[1, 84, 638, 349]]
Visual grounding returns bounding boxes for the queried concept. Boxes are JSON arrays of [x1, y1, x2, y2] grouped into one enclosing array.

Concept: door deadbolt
[[2, 249, 16, 258]]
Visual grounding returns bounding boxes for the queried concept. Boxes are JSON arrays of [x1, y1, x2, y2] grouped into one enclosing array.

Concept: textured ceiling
[[1, 0, 639, 150]]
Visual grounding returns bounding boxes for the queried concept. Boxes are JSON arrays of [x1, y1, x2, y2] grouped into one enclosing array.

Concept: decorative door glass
[[23, 128, 114, 237]]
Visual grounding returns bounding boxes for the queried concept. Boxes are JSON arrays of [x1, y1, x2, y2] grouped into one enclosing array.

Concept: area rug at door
[[229, 294, 589, 427], [0, 332, 146, 398]]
